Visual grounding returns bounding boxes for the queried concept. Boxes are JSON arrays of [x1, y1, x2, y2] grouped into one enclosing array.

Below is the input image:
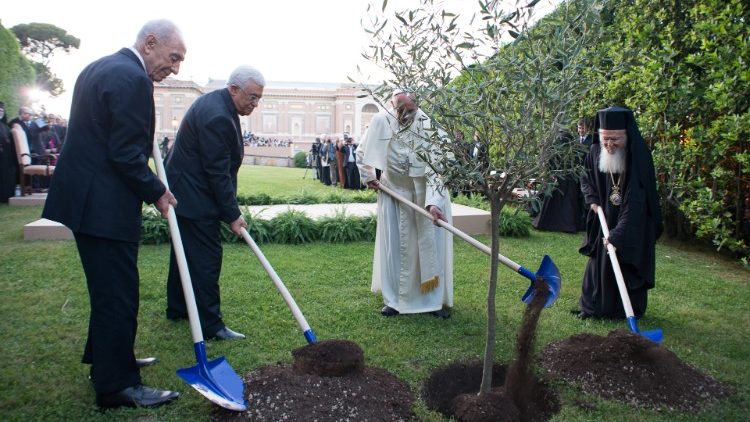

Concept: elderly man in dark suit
[[42, 19, 185, 409], [164, 65, 265, 341]]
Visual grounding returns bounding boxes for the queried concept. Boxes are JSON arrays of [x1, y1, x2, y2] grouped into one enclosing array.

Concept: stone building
[[153, 78, 383, 158]]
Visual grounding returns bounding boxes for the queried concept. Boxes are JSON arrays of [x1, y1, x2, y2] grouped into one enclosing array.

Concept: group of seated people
[[243, 134, 292, 147], [310, 135, 363, 190], [0, 104, 67, 199]]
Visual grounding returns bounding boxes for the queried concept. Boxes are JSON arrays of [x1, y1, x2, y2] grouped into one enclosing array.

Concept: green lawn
[[0, 165, 748, 421]]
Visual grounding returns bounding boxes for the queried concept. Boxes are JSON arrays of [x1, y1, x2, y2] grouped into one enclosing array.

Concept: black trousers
[[166, 216, 224, 337], [75, 232, 142, 396], [344, 162, 360, 189]]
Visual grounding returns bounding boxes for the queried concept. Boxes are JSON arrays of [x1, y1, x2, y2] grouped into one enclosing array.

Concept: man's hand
[[155, 190, 177, 218], [229, 216, 247, 237], [590, 203, 599, 213], [367, 180, 380, 190], [427, 205, 446, 225]]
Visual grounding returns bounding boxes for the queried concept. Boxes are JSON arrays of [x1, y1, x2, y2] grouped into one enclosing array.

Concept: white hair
[[135, 19, 182, 46], [228, 66, 266, 88]]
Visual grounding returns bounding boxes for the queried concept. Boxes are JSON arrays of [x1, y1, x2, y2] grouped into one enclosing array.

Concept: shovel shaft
[[595, 207, 636, 320], [377, 184, 523, 273], [240, 228, 316, 343], [152, 140, 204, 343]]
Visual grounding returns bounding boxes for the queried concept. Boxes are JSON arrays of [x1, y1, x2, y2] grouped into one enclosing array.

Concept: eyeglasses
[[235, 85, 262, 105]]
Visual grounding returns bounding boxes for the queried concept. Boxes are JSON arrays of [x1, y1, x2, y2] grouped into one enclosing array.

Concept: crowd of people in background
[[0, 103, 68, 201], [243, 133, 292, 147], [308, 134, 363, 190]]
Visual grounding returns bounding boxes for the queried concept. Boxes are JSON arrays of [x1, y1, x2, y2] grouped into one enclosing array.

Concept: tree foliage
[[0, 23, 35, 113], [10, 22, 80, 96], [361, 0, 601, 394]]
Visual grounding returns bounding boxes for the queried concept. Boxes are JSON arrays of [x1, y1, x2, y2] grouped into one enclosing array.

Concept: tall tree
[[361, 0, 601, 395], [11, 22, 80, 96], [0, 23, 35, 113]]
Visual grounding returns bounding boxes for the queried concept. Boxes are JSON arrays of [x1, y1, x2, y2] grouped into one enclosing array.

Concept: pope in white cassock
[[357, 91, 454, 318]]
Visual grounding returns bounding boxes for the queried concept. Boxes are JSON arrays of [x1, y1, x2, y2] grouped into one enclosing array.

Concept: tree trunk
[[479, 190, 503, 394]]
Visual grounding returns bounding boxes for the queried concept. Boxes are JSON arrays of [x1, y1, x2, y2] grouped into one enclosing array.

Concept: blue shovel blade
[[521, 255, 562, 308], [177, 355, 247, 411], [627, 316, 663, 343]]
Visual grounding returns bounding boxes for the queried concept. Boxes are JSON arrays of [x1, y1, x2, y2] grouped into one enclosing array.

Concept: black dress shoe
[[212, 326, 245, 340], [429, 309, 451, 319], [380, 306, 399, 317], [97, 384, 179, 409], [136, 357, 158, 368]]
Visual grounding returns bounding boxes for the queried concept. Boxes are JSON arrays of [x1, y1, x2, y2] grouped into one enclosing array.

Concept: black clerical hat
[[597, 106, 630, 130]]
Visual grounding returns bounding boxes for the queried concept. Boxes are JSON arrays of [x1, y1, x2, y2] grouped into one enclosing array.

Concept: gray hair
[[228, 66, 266, 88], [135, 19, 182, 46]]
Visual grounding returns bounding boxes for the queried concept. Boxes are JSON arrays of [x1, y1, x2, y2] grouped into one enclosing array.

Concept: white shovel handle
[[152, 139, 204, 343], [595, 206, 636, 320], [240, 228, 312, 334], [377, 183, 522, 272]]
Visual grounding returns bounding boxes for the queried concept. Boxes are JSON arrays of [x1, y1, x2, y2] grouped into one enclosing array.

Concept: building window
[[173, 95, 183, 104], [263, 114, 278, 132], [316, 115, 331, 134], [362, 103, 379, 113]]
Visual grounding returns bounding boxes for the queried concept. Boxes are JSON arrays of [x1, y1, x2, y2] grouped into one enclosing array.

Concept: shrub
[[270, 210, 318, 244], [293, 151, 307, 168], [318, 209, 369, 242], [140, 205, 169, 245], [499, 206, 532, 238]]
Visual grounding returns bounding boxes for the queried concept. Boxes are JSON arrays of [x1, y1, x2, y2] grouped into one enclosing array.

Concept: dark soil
[[424, 278, 560, 422], [210, 338, 414, 421], [292, 339, 365, 377], [538, 329, 735, 411]]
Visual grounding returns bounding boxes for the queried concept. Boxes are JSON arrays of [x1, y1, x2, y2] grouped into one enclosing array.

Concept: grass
[[1, 165, 748, 421]]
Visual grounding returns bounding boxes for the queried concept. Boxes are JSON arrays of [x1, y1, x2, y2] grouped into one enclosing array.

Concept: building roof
[[154, 78, 206, 93]]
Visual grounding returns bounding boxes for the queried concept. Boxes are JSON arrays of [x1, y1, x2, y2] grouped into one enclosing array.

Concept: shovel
[[240, 228, 317, 344], [151, 139, 247, 411], [377, 184, 561, 307], [595, 206, 663, 343]]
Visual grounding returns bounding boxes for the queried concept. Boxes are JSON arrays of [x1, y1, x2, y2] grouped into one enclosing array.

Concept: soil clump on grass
[[538, 329, 734, 411], [424, 279, 560, 422], [211, 339, 414, 421]]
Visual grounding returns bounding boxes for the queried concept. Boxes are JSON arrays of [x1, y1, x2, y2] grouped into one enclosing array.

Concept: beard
[[598, 147, 627, 174]]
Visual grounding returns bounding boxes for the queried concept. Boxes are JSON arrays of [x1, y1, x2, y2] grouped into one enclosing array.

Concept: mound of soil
[[292, 339, 365, 377], [538, 329, 734, 411], [211, 364, 414, 421]]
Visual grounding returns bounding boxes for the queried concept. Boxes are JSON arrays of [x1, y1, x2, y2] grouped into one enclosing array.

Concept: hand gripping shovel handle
[[152, 139, 248, 411], [595, 206, 662, 343], [376, 184, 560, 308], [377, 184, 524, 273], [240, 228, 317, 344]]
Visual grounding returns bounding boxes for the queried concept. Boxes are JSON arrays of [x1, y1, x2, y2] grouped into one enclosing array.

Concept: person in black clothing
[[41, 19, 185, 409], [532, 130, 585, 233], [575, 106, 663, 320], [164, 65, 265, 341], [0, 102, 17, 202]]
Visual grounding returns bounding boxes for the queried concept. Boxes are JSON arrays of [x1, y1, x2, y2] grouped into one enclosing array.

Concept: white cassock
[[357, 109, 454, 313]]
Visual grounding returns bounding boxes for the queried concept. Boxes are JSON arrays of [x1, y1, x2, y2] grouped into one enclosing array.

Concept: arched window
[[361, 103, 379, 113]]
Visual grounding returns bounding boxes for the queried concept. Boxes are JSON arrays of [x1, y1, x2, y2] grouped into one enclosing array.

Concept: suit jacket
[[165, 88, 243, 223], [42, 48, 165, 242]]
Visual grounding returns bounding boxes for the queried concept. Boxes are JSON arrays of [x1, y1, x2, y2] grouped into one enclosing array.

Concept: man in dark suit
[[164, 65, 265, 340], [42, 19, 185, 409], [341, 136, 361, 189]]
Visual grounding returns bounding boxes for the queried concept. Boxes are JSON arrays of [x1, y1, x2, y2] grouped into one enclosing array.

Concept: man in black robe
[[575, 106, 663, 319]]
